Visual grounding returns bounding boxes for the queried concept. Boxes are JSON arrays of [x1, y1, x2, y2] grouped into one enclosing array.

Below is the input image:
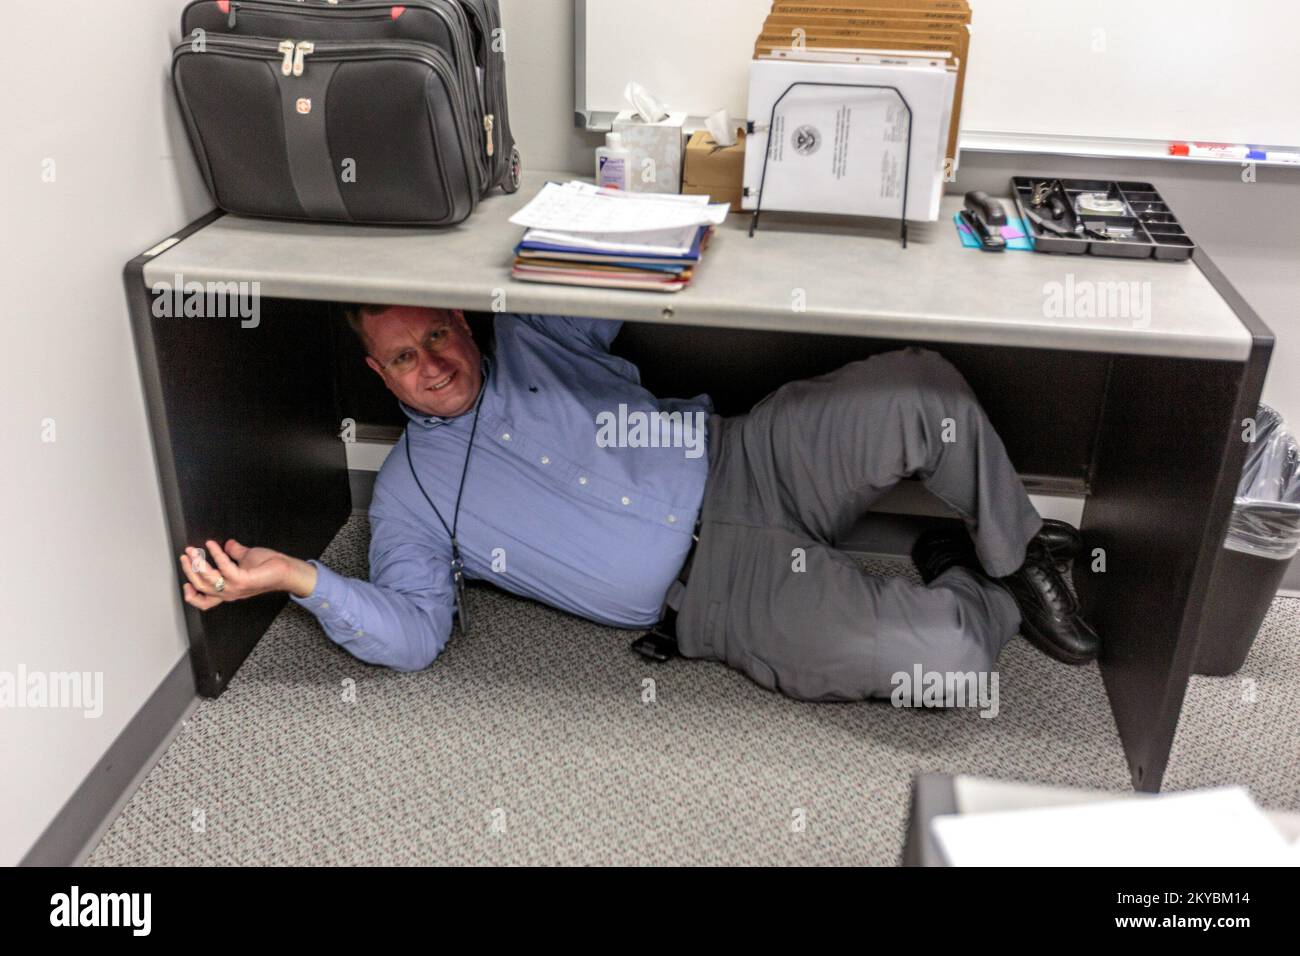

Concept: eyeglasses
[[376, 325, 455, 375]]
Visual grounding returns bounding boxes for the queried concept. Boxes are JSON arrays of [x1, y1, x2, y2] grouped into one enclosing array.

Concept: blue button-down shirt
[[291, 313, 712, 670]]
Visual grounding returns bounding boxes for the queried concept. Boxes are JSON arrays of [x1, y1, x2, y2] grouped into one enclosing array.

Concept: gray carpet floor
[[86, 515, 1300, 865]]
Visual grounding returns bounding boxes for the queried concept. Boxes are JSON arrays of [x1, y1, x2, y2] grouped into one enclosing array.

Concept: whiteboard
[[576, 0, 1300, 156]]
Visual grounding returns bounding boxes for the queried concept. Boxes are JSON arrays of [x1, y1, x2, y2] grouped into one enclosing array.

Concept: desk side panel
[[1076, 345, 1270, 791], [127, 253, 352, 697]]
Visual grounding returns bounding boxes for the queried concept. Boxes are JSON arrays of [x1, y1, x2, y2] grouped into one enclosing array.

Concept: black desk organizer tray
[[1010, 177, 1196, 261]]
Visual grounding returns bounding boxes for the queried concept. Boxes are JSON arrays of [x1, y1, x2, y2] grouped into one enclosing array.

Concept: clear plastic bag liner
[[1225, 404, 1300, 559]]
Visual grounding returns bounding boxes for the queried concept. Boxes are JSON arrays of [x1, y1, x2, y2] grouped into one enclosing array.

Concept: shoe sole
[[1018, 623, 1098, 666]]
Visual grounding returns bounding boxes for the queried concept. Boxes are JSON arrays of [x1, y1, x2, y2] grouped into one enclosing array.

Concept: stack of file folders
[[744, 0, 972, 223], [752, 0, 972, 167], [509, 181, 730, 293]]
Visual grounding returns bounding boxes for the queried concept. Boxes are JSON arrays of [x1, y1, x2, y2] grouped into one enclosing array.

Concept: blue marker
[[1246, 148, 1300, 163]]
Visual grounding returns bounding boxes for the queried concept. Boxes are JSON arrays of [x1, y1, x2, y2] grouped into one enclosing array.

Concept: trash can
[[1195, 404, 1300, 676]]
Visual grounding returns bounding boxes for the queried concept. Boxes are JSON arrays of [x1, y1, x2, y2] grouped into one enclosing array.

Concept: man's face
[[363, 306, 483, 418]]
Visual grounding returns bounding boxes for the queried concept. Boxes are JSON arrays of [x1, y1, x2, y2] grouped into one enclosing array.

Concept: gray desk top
[[144, 170, 1251, 361]]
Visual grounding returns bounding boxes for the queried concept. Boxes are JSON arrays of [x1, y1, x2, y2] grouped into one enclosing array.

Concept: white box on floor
[[612, 110, 687, 193]]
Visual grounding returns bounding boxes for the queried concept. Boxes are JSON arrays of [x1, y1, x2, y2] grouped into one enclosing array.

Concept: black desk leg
[[126, 242, 352, 698], [1076, 335, 1270, 791]]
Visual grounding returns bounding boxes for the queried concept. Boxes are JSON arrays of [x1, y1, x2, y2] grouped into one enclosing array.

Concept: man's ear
[[364, 355, 385, 379], [450, 308, 469, 331]]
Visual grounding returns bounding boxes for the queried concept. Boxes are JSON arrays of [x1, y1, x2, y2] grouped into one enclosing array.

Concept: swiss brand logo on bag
[[296, 98, 312, 115]]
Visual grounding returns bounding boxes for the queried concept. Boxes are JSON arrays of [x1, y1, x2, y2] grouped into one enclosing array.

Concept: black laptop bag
[[173, 0, 520, 226]]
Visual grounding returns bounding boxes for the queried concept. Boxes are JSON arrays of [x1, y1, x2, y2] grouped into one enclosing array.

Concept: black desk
[[125, 172, 1272, 791]]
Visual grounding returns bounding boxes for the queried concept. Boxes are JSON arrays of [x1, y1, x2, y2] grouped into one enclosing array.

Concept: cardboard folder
[[755, 0, 971, 166], [755, 29, 968, 163], [770, 0, 970, 18]]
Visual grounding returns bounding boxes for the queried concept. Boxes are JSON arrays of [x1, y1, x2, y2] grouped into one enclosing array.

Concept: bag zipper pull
[[293, 40, 315, 77], [484, 114, 495, 157], [227, 3, 239, 29], [278, 40, 296, 76]]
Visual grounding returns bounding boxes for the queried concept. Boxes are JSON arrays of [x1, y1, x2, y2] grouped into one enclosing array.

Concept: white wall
[[0, 0, 210, 865], [0, 0, 586, 870], [502, 0, 603, 174], [2, 0, 1293, 866]]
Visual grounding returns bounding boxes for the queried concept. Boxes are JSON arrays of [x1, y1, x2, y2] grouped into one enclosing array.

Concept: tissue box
[[682, 128, 747, 211], [612, 110, 687, 194]]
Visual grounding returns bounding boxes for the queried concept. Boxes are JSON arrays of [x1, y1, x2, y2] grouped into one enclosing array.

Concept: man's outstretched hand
[[179, 539, 318, 610]]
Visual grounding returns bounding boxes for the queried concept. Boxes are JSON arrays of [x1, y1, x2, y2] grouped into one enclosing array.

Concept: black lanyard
[[404, 361, 489, 637]]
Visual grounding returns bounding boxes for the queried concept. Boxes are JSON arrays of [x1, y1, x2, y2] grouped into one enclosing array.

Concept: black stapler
[[960, 190, 1007, 251]]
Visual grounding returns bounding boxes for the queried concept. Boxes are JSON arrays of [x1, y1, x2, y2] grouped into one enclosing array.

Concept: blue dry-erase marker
[[1246, 148, 1300, 163]]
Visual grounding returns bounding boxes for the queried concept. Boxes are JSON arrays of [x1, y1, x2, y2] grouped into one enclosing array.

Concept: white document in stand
[[932, 786, 1295, 867], [743, 58, 954, 223]]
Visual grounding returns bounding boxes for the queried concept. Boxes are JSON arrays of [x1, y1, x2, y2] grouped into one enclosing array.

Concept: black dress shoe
[[1037, 519, 1083, 574], [914, 521, 1081, 582], [911, 526, 982, 585], [997, 540, 1100, 665]]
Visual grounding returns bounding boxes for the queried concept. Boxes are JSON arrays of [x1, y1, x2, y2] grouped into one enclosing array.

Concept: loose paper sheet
[[510, 181, 730, 233]]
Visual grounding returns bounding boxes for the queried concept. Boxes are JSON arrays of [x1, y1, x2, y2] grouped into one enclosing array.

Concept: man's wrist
[[284, 557, 318, 599]]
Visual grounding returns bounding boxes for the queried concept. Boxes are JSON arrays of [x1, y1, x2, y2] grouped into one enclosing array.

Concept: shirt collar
[[399, 356, 493, 429]]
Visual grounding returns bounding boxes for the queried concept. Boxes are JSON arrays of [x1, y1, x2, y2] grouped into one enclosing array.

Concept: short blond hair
[[339, 302, 394, 355]]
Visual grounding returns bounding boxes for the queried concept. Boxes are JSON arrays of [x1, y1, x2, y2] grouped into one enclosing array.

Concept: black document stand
[[747, 81, 915, 247]]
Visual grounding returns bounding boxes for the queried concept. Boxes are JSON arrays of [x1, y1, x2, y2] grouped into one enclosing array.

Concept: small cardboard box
[[612, 110, 687, 193], [682, 128, 747, 210]]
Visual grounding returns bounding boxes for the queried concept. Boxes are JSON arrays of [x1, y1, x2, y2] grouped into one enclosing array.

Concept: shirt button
[[621, 496, 631, 506], [321, 601, 330, 609], [540, 456, 550, 465], [354, 629, 365, 637], [501, 433, 511, 441], [667, 515, 677, 524], [578, 475, 589, 485]]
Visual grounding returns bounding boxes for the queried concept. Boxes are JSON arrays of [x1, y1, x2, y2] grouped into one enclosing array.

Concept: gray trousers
[[672, 347, 1042, 702]]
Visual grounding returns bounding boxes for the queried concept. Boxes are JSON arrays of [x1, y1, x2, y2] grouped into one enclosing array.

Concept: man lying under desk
[[178, 307, 1099, 702]]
